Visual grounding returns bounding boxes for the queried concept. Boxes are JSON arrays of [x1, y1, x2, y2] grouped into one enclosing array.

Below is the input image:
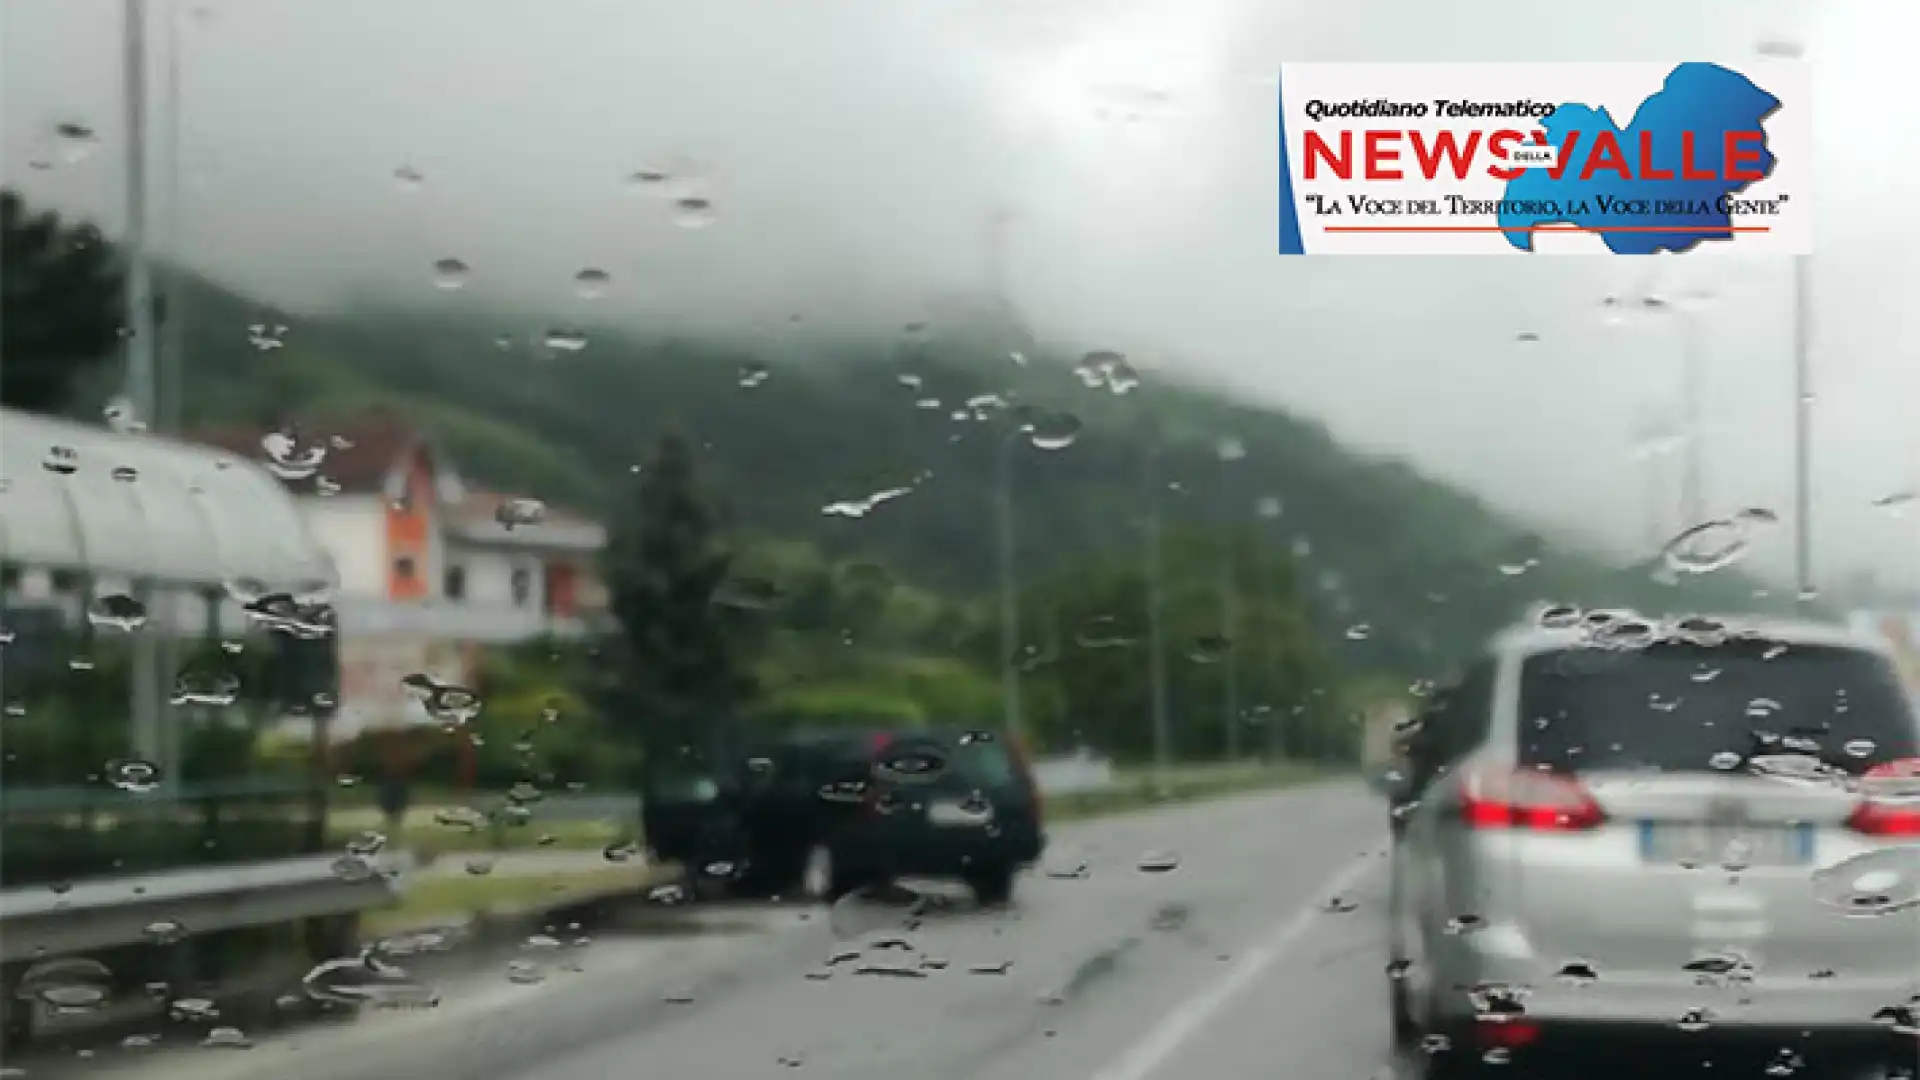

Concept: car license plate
[[926, 800, 992, 828], [1640, 822, 1810, 867]]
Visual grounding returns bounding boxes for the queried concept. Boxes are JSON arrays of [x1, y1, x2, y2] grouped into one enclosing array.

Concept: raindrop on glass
[[1027, 411, 1082, 451], [87, 593, 148, 632], [1136, 850, 1180, 873], [432, 257, 470, 290], [673, 196, 716, 229], [574, 267, 610, 298], [543, 328, 590, 353], [109, 759, 162, 793]]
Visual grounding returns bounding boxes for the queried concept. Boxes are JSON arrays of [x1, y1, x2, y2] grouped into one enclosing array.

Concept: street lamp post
[[994, 427, 1024, 743], [1754, 37, 1814, 606], [1792, 254, 1814, 605], [1216, 438, 1246, 761], [1142, 429, 1171, 796]]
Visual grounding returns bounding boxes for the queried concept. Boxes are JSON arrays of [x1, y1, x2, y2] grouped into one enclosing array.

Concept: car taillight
[[1845, 801, 1920, 835], [1848, 758, 1920, 835], [1459, 765, 1605, 832]]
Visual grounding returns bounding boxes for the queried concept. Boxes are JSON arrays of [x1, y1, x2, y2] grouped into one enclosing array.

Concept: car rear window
[[949, 739, 1019, 788], [1519, 639, 1919, 774]]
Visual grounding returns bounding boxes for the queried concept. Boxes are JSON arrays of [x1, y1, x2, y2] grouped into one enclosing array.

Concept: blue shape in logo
[[1500, 63, 1780, 254]]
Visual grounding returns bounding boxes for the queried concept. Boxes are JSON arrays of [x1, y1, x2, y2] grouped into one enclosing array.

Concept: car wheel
[[967, 866, 1015, 907], [1389, 971, 1418, 1049]]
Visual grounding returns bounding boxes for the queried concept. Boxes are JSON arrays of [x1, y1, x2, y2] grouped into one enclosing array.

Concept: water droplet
[[1708, 751, 1743, 771], [302, 956, 437, 1007], [495, 497, 546, 530], [1536, 603, 1582, 629], [261, 428, 328, 480], [603, 839, 642, 863], [738, 362, 771, 389], [1074, 615, 1138, 649], [1345, 623, 1372, 641], [172, 667, 240, 707], [1027, 411, 1082, 451], [54, 120, 100, 163], [465, 856, 496, 877], [1515, 330, 1541, 344], [574, 267, 610, 298], [432, 257, 470, 290], [246, 322, 289, 351], [103, 396, 146, 434], [542, 328, 590, 353], [1556, 959, 1598, 987], [345, 831, 387, 857], [87, 593, 148, 632], [393, 164, 424, 190], [20, 957, 114, 1012], [1136, 850, 1180, 873], [431, 806, 489, 832], [43, 445, 79, 475], [1660, 518, 1751, 576], [1845, 738, 1877, 758], [1813, 848, 1920, 916], [143, 919, 184, 945], [202, 1026, 251, 1049], [1187, 635, 1231, 664], [821, 486, 914, 519], [169, 996, 218, 1022], [109, 759, 162, 793], [673, 196, 716, 229]]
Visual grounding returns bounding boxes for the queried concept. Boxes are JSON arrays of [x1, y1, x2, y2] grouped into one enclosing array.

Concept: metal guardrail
[[0, 851, 412, 964]]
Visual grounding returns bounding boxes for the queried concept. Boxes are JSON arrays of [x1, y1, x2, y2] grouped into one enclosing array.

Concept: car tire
[[1389, 972, 1418, 1049], [967, 866, 1016, 907]]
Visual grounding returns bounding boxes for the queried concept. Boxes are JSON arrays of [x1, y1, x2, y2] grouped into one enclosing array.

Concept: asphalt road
[[70, 781, 1404, 1080]]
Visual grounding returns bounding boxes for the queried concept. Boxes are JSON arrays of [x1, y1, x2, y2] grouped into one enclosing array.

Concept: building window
[[443, 564, 466, 601], [395, 556, 417, 581], [510, 566, 532, 607]]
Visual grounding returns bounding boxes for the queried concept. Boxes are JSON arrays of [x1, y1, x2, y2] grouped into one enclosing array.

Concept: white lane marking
[[1089, 852, 1380, 1080]]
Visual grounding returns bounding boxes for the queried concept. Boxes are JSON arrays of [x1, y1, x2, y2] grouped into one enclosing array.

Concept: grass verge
[[363, 863, 675, 938], [1048, 761, 1338, 821]]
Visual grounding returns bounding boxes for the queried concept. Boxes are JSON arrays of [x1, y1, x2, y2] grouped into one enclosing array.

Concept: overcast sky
[[6, 0, 1918, 595]]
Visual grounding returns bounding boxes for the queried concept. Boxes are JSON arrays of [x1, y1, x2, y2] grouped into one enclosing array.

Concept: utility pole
[[123, 0, 165, 779], [995, 429, 1023, 742], [1143, 431, 1170, 795], [1792, 254, 1814, 606]]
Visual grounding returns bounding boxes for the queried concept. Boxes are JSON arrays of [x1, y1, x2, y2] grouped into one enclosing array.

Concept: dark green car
[[642, 726, 1046, 904]]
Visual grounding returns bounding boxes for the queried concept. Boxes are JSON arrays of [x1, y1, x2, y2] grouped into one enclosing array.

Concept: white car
[[1388, 613, 1920, 1078]]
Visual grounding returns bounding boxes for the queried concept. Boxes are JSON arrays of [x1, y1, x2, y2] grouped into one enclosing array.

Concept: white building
[[194, 409, 609, 740]]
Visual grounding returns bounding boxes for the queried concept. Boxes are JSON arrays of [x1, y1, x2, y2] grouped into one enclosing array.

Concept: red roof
[[191, 408, 425, 496], [188, 409, 599, 531], [452, 489, 598, 531]]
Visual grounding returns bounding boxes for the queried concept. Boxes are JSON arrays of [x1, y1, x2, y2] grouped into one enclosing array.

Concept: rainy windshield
[[5, 2, 1906, 1079]]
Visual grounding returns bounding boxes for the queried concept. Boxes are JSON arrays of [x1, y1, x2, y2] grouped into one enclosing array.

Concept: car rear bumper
[[1435, 1015, 1917, 1074], [1427, 923, 1915, 1032]]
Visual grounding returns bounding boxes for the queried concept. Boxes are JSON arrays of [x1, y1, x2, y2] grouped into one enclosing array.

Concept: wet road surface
[[53, 782, 1412, 1080]]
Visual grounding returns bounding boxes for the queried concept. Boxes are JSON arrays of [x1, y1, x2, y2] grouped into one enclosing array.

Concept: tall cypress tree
[[599, 432, 756, 775]]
